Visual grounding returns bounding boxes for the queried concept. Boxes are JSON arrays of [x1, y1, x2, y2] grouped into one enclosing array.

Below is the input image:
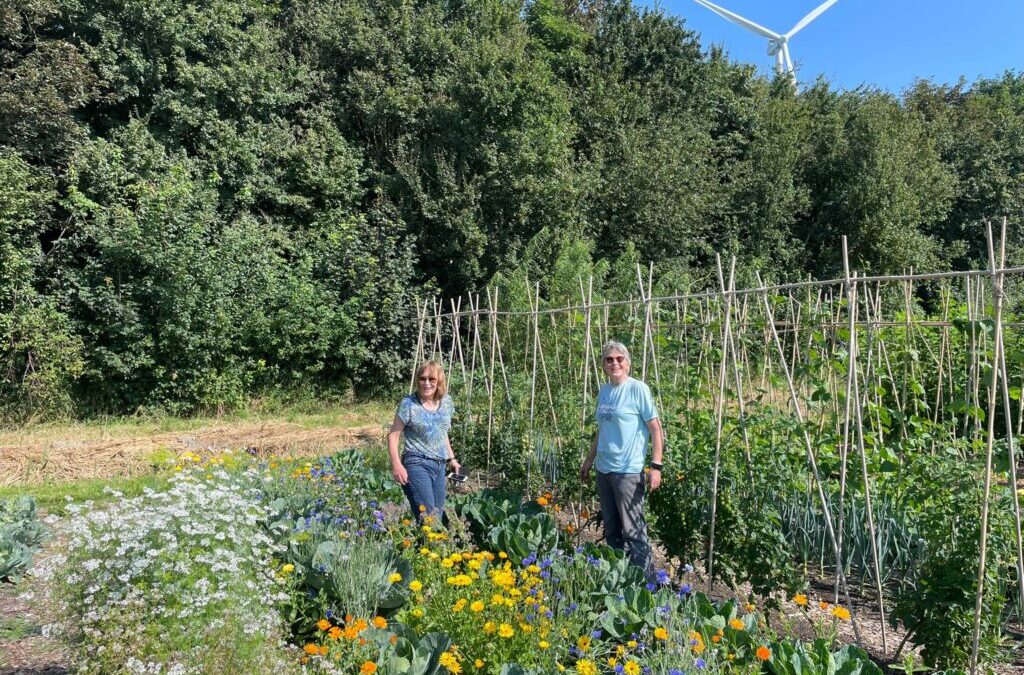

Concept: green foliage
[[3, 0, 1024, 426], [766, 639, 883, 675], [888, 453, 1016, 669], [0, 495, 47, 583]]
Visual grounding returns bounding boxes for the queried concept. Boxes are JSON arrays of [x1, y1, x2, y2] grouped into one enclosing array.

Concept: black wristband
[[447, 457, 458, 463], [650, 462, 663, 471]]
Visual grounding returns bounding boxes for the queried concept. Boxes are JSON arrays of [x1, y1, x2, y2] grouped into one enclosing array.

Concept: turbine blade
[[692, 0, 780, 40], [786, 0, 839, 38]]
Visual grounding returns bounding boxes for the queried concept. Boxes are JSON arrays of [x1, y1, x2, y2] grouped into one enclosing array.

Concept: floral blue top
[[397, 393, 455, 460]]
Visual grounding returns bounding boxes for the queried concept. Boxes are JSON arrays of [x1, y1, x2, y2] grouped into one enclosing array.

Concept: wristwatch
[[650, 462, 663, 471]]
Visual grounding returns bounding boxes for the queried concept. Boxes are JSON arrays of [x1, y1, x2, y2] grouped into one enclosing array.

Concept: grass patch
[[0, 473, 172, 514], [0, 615, 40, 640], [1, 399, 392, 444]]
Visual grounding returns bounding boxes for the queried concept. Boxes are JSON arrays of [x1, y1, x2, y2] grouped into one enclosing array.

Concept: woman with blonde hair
[[388, 361, 461, 520]]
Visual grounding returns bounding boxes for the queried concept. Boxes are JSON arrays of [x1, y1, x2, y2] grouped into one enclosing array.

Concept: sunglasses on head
[[604, 356, 626, 364]]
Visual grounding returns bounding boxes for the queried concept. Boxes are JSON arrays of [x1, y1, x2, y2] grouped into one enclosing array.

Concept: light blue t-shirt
[[397, 394, 455, 460], [595, 377, 658, 474]]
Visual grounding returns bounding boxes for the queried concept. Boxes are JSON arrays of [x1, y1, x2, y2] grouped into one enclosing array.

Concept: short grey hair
[[601, 340, 631, 363]]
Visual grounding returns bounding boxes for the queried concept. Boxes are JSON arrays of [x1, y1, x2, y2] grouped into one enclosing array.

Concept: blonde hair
[[415, 361, 448, 401]]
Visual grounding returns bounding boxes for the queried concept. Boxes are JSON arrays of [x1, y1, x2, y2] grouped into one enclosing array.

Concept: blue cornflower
[[656, 569, 671, 585], [695, 658, 706, 670], [646, 582, 657, 591], [591, 629, 603, 639]]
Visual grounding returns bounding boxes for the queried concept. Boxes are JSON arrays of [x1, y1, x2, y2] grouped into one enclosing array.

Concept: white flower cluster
[[50, 468, 292, 674]]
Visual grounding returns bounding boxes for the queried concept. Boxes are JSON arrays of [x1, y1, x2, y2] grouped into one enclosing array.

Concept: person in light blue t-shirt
[[580, 340, 664, 579]]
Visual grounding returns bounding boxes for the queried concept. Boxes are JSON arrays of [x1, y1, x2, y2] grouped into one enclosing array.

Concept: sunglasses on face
[[604, 356, 626, 364], [419, 376, 437, 383]]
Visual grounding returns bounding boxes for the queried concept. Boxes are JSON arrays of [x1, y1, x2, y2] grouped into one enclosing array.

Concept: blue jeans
[[401, 453, 447, 521]]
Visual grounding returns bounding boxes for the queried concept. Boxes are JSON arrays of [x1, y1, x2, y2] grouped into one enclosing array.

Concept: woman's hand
[[392, 462, 409, 485], [449, 459, 462, 475]]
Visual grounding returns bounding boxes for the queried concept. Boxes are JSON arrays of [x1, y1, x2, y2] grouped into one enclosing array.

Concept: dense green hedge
[[2, 0, 1023, 421]]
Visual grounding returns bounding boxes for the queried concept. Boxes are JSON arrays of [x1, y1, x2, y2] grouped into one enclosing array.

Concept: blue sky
[[646, 0, 1024, 93]]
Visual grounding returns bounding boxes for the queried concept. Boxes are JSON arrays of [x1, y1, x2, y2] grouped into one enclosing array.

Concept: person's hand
[[648, 467, 662, 491], [392, 463, 409, 485], [449, 459, 462, 475], [579, 460, 592, 482]]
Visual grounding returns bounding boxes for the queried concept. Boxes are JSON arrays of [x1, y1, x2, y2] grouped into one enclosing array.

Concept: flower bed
[[39, 450, 882, 675]]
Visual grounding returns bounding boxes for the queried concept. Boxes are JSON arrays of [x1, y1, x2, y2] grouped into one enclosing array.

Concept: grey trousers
[[596, 471, 653, 579]]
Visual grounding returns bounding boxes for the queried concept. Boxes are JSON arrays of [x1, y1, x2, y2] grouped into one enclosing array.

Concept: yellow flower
[[474, 659, 484, 669], [388, 573, 403, 584], [470, 601, 485, 612], [576, 659, 597, 675], [654, 627, 668, 640], [793, 593, 808, 607], [280, 563, 295, 574], [539, 640, 550, 649], [411, 608, 424, 618], [832, 606, 852, 621], [442, 558, 455, 568], [453, 598, 468, 612], [483, 621, 496, 634], [729, 618, 745, 630], [327, 626, 342, 640], [447, 574, 473, 587], [439, 652, 462, 674], [372, 616, 388, 629], [537, 496, 549, 506], [498, 623, 515, 638], [409, 580, 423, 592], [624, 661, 640, 675], [577, 636, 591, 652]]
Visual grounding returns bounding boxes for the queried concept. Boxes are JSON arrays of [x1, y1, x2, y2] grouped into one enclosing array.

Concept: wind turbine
[[692, 0, 840, 82]]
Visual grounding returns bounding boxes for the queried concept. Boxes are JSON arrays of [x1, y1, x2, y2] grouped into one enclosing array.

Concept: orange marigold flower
[[372, 616, 388, 629], [756, 646, 772, 661], [654, 627, 669, 640], [318, 645, 329, 656], [819, 600, 830, 611], [360, 662, 378, 674], [537, 497, 549, 506], [793, 593, 808, 607], [728, 618, 744, 630], [316, 619, 331, 631], [832, 606, 851, 621], [303, 643, 319, 655], [327, 626, 342, 640]]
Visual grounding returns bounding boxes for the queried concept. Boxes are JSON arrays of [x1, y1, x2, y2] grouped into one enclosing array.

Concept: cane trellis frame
[[411, 227, 1024, 672]]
